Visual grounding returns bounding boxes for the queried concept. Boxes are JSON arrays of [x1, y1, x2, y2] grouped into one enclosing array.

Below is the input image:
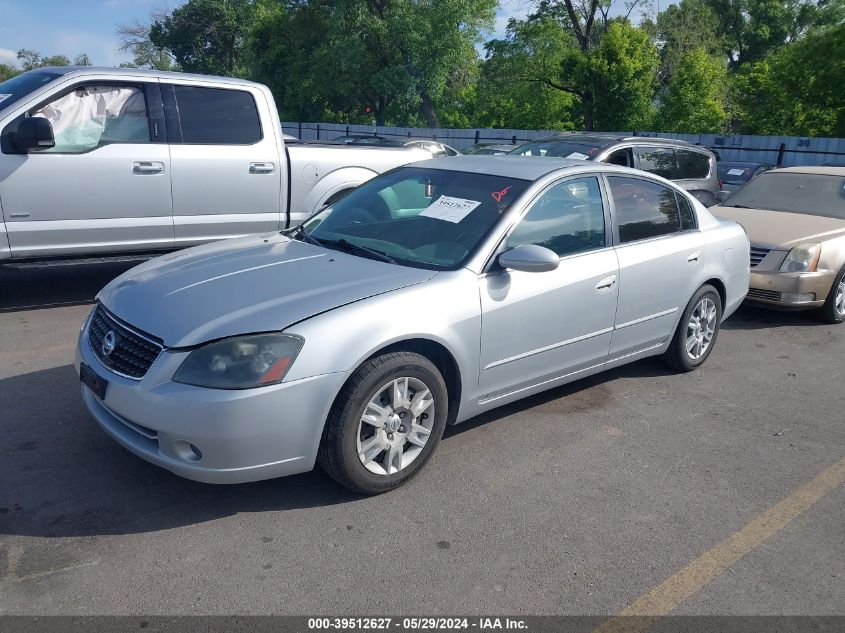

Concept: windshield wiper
[[289, 225, 324, 247], [327, 238, 397, 264], [725, 204, 752, 209]]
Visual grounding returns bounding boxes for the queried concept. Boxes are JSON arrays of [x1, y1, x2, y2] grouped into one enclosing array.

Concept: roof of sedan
[[411, 155, 606, 180]]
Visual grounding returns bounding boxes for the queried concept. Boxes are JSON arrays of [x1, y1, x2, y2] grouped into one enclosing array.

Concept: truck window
[[31, 85, 150, 153], [173, 86, 261, 145]]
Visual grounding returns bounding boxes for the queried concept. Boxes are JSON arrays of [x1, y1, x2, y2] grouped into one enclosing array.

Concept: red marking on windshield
[[491, 186, 511, 202]]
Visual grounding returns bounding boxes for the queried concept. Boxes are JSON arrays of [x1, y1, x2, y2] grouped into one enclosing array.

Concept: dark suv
[[510, 134, 721, 206]]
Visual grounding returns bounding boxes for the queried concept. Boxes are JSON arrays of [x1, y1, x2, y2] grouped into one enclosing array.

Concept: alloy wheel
[[356, 376, 435, 476], [686, 297, 718, 360]]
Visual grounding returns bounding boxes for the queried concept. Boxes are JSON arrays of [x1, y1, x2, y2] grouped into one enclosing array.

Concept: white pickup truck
[[0, 67, 432, 265]]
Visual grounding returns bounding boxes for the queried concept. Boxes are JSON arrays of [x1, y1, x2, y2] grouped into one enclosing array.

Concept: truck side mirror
[[13, 117, 55, 153]]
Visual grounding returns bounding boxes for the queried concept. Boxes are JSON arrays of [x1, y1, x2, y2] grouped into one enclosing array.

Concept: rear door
[[606, 174, 705, 359], [0, 79, 173, 259], [163, 82, 282, 247]]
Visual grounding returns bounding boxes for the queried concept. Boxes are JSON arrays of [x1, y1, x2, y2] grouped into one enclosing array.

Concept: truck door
[[0, 80, 173, 259], [162, 83, 283, 247]]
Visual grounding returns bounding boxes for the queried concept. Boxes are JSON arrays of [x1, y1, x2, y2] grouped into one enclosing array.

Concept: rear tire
[[818, 266, 845, 324], [663, 284, 723, 372], [317, 351, 448, 495]]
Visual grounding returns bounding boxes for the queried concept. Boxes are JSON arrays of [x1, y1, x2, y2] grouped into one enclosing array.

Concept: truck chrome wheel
[[835, 279, 845, 318], [686, 297, 717, 360], [356, 376, 435, 476]]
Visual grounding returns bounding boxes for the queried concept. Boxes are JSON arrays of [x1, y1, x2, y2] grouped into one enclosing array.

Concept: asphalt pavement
[[0, 263, 842, 616]]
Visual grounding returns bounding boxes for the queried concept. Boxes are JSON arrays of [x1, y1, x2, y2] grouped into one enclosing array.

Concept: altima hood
[[713, 206, 845, 248], [98, 234, 437, 347]]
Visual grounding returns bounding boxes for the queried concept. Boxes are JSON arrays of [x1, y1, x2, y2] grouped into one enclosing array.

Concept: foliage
[[16, 49, 91, 70], [150, 0, 255, 76], [657, 48, 728, 133], [731, 22, 845, 136], [0, 64, 19, 82], [652, 0, 724, 85], [117, 9, 177, 71]]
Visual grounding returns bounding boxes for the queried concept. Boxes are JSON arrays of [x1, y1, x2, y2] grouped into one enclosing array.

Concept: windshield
[[718, 164, 755, 185], [0, 70, 63, 111], [299, 167, 530, 269], [722, 172, 845, 219], [510, 139, 601, 160]]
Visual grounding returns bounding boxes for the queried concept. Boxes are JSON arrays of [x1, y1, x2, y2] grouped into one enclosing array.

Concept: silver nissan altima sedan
[[75, 156, 750, 494]]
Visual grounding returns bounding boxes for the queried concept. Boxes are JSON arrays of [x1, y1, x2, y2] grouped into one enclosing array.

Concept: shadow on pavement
[[0, 356, 675, 539], [0, 262, 138, 313], [721, 304, 830, 331]]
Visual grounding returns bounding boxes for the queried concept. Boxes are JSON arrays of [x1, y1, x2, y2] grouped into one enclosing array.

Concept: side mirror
[[715, 190, 730, 204], [13, 117, 55, 152], [497, 244, 559, 273]]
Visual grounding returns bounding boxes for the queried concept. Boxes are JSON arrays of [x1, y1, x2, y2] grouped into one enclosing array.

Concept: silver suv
[[511, 134, 721, 206]]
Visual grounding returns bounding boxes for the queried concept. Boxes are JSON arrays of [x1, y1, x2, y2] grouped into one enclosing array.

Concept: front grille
[[749, 245, 772, 268], [747, 288, 782, 301], [88, 304, 163, 379]]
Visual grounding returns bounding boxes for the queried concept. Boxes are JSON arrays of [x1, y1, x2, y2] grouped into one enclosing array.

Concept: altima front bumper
[[746, 269, 835, 309], [75, 320, 348, 484]]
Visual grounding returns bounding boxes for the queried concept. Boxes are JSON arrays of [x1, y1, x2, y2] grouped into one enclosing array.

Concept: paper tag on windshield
[[727, 168, 745, 176], [420, 195, 482, 223], [0, 95, 11, 104], [566, 152, 589, 160]]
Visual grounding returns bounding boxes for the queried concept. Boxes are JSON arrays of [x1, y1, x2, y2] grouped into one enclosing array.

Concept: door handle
[[249, 162, 275, 174], [595, 275, 617, 292], [132, 161, 164, 175], [687, 250, 702, 264]]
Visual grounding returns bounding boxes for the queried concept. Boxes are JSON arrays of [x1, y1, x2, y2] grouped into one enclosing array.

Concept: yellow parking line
[[595, 456, 845, 633]]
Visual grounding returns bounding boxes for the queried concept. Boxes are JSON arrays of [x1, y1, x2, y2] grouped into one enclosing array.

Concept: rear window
[[173, 86, 261, 144], [635, 147, 678, 179], [511, 140, 601, 160], [718, 164, 754, 184], [722, 172, 845, 219], [677, 150, 710, 179]]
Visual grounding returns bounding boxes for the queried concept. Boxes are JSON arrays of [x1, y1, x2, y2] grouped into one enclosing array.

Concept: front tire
[[663, 284, 723, 372], [818, 266, 845, 324], [317, 351, 448, 495]]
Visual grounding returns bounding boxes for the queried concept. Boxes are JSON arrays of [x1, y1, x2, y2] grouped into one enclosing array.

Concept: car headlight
[[780, 243, 821, 273], [173, 333, 304, 389]]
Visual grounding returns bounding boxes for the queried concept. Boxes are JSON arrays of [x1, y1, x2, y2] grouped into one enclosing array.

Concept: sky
[[0, 0, 660, 69]]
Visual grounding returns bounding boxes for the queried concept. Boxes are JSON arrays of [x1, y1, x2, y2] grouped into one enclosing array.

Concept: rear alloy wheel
[[819, 266, 845, 324], [664, 284, 723, 372], [318, 351, 448, 494]]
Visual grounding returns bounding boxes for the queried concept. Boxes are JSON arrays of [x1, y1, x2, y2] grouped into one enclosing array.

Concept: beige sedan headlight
[[780, 243, 821, 273]]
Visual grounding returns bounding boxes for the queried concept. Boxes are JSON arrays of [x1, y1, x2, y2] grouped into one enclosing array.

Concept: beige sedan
[[714, 166, 845, 323]]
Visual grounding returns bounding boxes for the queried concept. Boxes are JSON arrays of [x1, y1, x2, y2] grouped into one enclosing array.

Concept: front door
[[0, 80, 173, 259], [478, 175, 619, 401]]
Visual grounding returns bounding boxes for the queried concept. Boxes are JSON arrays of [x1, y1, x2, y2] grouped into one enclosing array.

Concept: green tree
[[481, 4, 657, 131], [249, 0, 495, 126], [657, 48, 728, 133], [117, 11, 176, 71], [590, 20, 658, 130], [150, 0, 255, 76], [475, 18, 578, 129], [16, 49, 86, 71], [653, 0, 724, 84], [0, 63, 19, 82], [731, 23, 845, 136], [705, 0, 844, 67]]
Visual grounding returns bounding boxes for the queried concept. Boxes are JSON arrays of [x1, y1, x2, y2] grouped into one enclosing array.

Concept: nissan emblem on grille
[[101, 330, 117, 357]]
